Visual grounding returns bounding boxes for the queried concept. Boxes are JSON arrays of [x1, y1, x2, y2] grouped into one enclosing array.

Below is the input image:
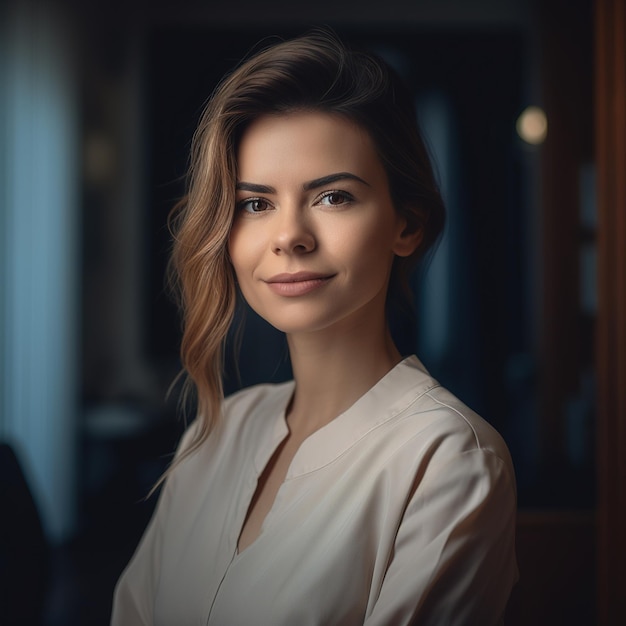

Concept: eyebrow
[[235, 181, 275, 194], [303, 172, 370, 191], [235, 172, 370, 195]]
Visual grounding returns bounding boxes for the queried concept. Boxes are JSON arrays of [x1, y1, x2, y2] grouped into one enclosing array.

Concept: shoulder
[[384, 357, 515, 485], [174, 380, 294, 460], [408, 385, 511, 461], [223, 380, 294, 415], [221, 380, 294, 431]]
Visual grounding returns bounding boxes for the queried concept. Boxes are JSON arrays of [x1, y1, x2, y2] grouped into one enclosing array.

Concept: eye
[[237, 198, 271, 213], [316, 190, 354, 207]]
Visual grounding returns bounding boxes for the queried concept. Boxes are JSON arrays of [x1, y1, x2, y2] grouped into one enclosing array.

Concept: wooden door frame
[[595, 0, 626, 623]]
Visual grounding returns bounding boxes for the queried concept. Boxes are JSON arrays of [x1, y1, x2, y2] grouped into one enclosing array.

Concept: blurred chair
[[0, 443, 50, 625]]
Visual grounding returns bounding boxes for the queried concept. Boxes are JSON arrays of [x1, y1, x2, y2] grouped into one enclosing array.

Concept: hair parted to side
[[164, 29, 445, 477]]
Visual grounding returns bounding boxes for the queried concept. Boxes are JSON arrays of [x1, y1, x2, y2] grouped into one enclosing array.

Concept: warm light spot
[[516, 106, 548, 145], [84, 132, 116, 185]]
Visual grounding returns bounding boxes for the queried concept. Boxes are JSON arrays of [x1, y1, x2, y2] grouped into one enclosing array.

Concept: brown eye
[[239, 198, 270, 213], [318, 190, 354, 206]]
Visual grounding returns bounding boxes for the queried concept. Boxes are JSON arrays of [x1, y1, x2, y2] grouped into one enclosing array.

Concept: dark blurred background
[[0, 0, 603, 624]]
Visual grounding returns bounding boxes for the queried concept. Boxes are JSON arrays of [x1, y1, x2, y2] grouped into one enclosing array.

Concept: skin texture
[[228, 111, 422, 552]]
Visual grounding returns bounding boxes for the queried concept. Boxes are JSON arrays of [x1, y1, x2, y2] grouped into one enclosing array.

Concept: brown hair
[[166, 29, 445, 471]]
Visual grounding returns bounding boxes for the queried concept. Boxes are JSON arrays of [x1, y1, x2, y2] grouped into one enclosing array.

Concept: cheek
[[334, 219, 396, 268], [227, 228, 270, 301], [227, 222, 253, 277]]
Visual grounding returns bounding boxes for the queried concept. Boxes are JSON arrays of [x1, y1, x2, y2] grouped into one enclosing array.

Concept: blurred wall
[[0, 0, 80, 542]]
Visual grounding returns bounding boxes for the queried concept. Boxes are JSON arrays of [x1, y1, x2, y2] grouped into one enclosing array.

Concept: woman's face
[[228, 111, 418, 337]]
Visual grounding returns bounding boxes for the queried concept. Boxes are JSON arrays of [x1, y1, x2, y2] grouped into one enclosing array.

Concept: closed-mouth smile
[[264, 272, 335, 296]]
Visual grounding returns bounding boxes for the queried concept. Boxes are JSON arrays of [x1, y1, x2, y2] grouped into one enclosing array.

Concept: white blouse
[[111, 356, 517, 625]]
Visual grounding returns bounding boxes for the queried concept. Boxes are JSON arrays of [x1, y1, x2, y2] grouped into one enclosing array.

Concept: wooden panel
[[595, 0, 626, 623], [537, 0, 593, 471], [506, 511, 595, 626]]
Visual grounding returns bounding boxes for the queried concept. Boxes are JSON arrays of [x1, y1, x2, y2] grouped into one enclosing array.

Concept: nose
[[271, 207, 316, 255]]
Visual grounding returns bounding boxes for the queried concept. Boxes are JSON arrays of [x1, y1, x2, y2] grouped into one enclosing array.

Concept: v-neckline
[[235, 387, 294, 557], [235, 356, 432, 556]]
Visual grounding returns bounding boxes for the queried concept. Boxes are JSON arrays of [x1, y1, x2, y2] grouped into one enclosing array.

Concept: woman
[[112, 31, 517, 625]]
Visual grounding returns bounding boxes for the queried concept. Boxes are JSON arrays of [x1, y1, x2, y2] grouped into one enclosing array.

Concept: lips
[[264, 271, 335, 296]]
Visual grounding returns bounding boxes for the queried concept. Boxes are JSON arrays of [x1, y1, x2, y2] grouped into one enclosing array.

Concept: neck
[[285, 315, 403, 438]]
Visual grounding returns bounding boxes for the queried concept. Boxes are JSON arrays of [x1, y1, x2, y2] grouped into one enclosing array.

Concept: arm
[[110, 466, 174, 625], [365, 449, 517, 626], [110, 423, 198, 625]]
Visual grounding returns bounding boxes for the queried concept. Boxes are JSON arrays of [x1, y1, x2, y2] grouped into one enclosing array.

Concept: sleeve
[[110, 422, 199, 626], [364, 449, 518, 626]]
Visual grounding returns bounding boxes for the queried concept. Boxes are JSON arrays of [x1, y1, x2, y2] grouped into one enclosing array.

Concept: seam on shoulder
[[398, 381, 441, 415], [424, 390, 482, 450]]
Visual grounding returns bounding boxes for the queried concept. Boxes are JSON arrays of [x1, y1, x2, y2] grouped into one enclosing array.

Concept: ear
[[392, 216, 423, 258]]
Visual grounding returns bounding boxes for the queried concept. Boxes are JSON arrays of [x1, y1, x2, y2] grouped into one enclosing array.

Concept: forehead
[[236, 111, 386, 184]]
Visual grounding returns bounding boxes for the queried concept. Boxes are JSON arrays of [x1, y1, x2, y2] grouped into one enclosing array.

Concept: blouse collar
[[252, 355, 439, 479]]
